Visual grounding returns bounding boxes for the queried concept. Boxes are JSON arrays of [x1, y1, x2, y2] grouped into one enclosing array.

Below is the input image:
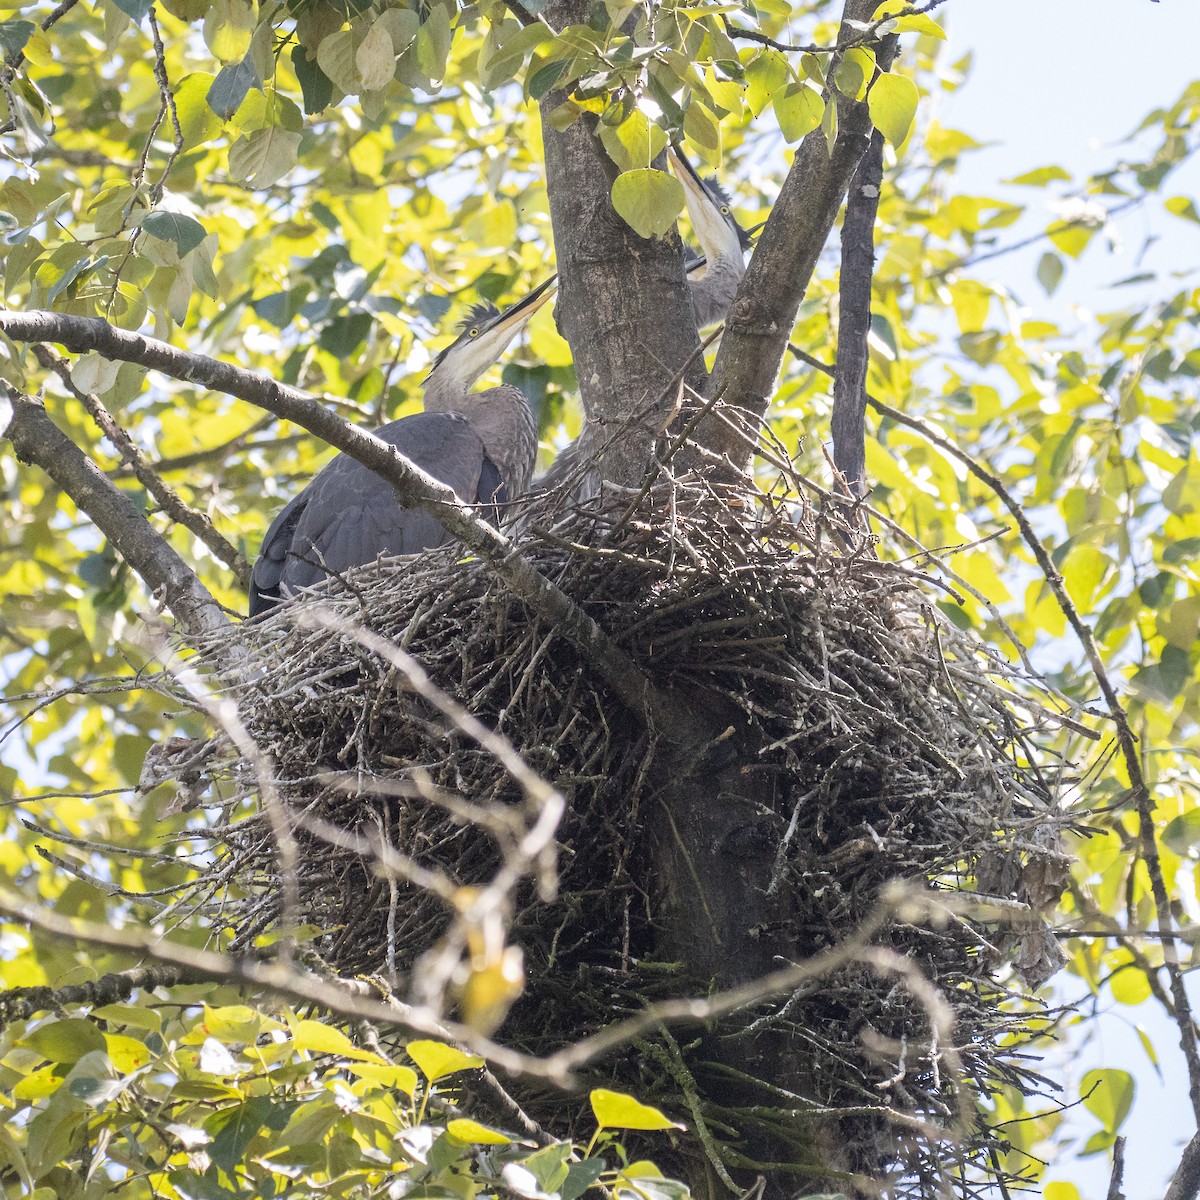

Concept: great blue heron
[[537, 148, 750, 501], [249, 278, 555, 616], [669, 144, 753, 331]]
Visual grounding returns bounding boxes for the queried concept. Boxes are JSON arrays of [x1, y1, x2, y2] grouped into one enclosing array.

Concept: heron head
[[668, 145, 753, 260], [425, 276, 557, 395]]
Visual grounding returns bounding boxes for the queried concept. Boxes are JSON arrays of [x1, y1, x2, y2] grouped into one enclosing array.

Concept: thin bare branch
[[33, 343, 251, 586]]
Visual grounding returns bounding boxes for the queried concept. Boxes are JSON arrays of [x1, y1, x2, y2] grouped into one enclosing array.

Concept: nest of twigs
[[179, 471, 1074, 1198]]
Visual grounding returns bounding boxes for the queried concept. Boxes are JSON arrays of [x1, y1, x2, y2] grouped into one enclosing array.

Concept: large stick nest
[[179, 475, 1075, 1197]]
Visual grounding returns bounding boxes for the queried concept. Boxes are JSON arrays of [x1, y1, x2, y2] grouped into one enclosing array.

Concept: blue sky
[[940, 2, 1199, 1194]]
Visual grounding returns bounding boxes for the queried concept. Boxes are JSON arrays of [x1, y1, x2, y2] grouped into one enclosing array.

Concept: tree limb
[[701, 0, 880, 470], [832, 39, 895, 498], [32, 343, 252, 587], [0, 310, 695, 743], [2, 385, 234, 644], [1167, 1130, 1200, 1200]]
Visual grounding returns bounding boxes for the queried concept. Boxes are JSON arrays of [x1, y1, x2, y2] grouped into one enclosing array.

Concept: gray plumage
[[249, 280, 552, 616]]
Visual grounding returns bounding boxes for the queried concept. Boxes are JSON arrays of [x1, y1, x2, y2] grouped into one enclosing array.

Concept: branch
[[0, 310, 694, 743], [32, 344, 252, 587], [701, 0, 881, 470], [0, 965, 188, 1028], [722, 0, 949, 55], [831, 38, 895, 498], [1, 385, 234, 644], [1167, 1130, 1200, 1200], [1107, 1134, 1126, 1200], [0, 879, 955, 1088]]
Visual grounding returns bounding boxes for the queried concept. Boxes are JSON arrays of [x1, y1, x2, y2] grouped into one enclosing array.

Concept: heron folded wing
[[258, 412, 489, 606], [248, 490, 311, 616]]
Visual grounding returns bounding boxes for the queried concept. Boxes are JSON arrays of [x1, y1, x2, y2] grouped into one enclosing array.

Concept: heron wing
[[250, 412, 487, 611], [248, 489, 311, 617]]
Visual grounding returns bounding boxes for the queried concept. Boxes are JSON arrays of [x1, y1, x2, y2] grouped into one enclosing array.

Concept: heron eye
[[469, 328, 480, 337], [720, 206, 730, 215]]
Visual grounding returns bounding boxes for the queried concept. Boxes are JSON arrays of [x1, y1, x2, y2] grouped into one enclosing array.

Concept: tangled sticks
[[181, 475, 1074, 1195]]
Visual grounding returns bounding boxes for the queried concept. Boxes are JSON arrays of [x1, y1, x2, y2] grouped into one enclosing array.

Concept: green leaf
[[1037, 251, 1064, 296], [228, 126, 301, 188], [590, 1088, 683, 1131], [19, 1020, 107, 1064], [744, 49, 788, 118], [611, 169, 684, 240], [207, 57, 259, 120], [356, 20, 396, 92], [683, 101, 720, 160], [405, 1039, 484, 1081], [0, 20, 36, 56], [868, 72, 918, 146], [446, 1119, 512, 1144], [598, 110, 667, 173], [1006, 165, 1072, 186], [142, 211, 208, 257], [775, 84, 824, 143], [1081, 1068, 1134, 1133], [415, 6, 452, 87], [563, 1157, 608, 1200], [291, 45, 334, 114], [111, 0, 152, 24], [316, 30, 358, 94]]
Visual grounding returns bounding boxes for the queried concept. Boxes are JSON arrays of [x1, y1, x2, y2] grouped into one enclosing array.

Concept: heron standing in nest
[[537, 146, 751, 501], [249, 277, 556, 616]]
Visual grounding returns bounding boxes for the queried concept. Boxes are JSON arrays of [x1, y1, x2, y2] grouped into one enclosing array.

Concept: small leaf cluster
[[0, 1001, 689, 1200]]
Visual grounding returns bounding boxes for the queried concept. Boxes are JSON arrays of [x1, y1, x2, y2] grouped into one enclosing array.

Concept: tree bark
[[539, 0, 707, 488], [700, 0, 880, 471], [832, 36, 896, 499]]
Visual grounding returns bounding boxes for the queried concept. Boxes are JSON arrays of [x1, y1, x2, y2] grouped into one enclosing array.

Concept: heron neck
[[424, 382, 537, 497], [423, 368, 478, 413]]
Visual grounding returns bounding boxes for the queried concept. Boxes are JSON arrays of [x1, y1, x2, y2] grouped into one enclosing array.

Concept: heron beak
[[490, 274, 558, 340], [668, 145, 747, 263]]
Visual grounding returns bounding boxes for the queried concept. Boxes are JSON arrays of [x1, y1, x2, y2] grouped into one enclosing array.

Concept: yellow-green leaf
[[1081, 1068, 1134, 1133], [203, 0, 256, 64], [744, 49, 788, 118], [292, 1019, 387, 1064], [598, 110, 667, 174], [405, 1039, 484, 1081], [103, 1034, 152, 1073], [610, 169, 684, 240], [868, 72, 918, 147], [871, 1, 946, 39], [343, 1061, 419, 1094], [590, 1088, 683, 1131], [18, 1020, 106, 1065], [775, 84, 824, 143], [447, 1118, 513, 1144]]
